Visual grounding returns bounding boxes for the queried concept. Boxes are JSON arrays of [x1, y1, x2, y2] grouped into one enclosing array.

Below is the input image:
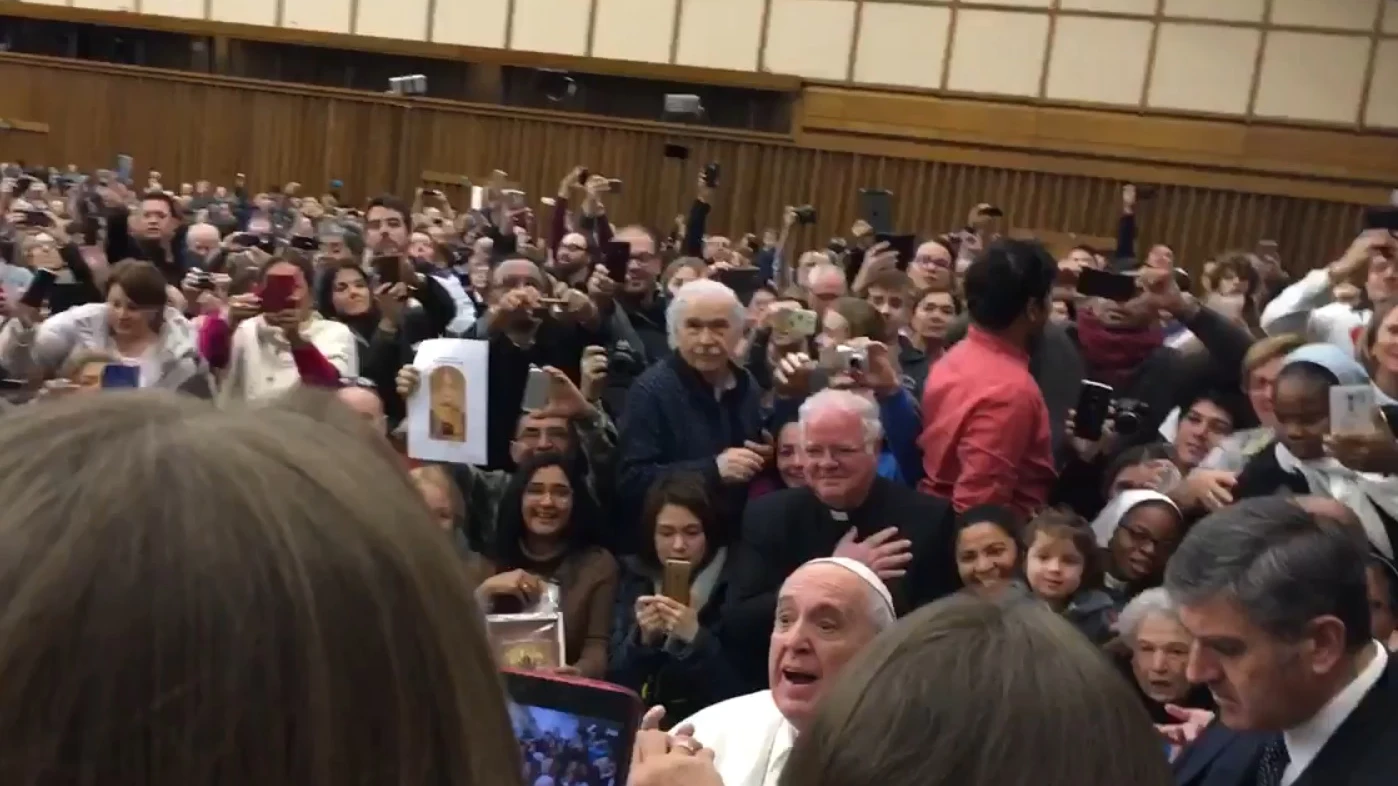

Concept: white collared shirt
[[1281, 641, 1389, 785], [678, 690, 795, 786]]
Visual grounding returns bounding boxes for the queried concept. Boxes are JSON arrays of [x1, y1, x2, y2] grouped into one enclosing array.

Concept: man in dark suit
[[721, 388, 959, 689], [1166, 496, 1398, 786]]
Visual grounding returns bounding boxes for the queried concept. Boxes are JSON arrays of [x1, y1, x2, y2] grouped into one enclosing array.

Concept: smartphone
[[662, 559, 692, 606], [1363, 206, 1398, 233], [522, 365, 551, 411], [503, 670, 642, 785], [100, 363, 141, 389], [231, 232, 260, 247], [1330, 384, 1378, 435], [289, 235, 318, 251], [19, 268, 57, 308], [1076, 268, 1138, 302], [469, 186, 485, 211], [715, 267, 762, 299], [1073, 381, 1114, 442], [602, 241, 631, 282], [701, 162, 721, 188], [115, 154, 133, 183], [793, 205, 817, 225], [261, 271, 297, 312], [22, 210, 52, 228], [663, 143, 690, 160], [859, 189, 894, 236], [606, 178, 623, 195], [788, 308, 817, 337], [875, 232, 917, 270], [372, 255, 403, 286]]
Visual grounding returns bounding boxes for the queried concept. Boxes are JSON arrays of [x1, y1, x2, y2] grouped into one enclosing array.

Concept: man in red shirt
[[918, 239, 1058, 519]]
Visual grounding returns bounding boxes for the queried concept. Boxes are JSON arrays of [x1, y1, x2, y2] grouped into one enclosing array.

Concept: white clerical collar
[[830, 510, 849, 521], [1282, 641, 1388, 782]]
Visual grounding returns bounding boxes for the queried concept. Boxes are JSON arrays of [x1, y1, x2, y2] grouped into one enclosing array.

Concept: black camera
[[1113, 398, 1152, 437], [607, 340, 645, 378], [793, 205, 817, 225]]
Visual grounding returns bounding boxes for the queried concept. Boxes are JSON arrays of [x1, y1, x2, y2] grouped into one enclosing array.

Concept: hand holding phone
[[662, 559, 693, 606], [100, 363, 141, 389], [20, 268, 57, 309], [1072, 381, 1114, 442], [260, 271, 298, 313], [503, 670, 642, 784], [1076, 268, 1139, 302], [522, 365, 552, 411], [602, 241, 631, 283]]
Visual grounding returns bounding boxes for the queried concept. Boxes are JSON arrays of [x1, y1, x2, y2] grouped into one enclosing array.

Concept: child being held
[[1022, 508, 1117, 644]]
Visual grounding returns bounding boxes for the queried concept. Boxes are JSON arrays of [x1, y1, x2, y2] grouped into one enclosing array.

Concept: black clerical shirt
[[718, 478, 958, 690]]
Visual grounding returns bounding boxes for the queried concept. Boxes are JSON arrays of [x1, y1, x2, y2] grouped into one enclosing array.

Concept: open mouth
[[782, 669, 818, 686]]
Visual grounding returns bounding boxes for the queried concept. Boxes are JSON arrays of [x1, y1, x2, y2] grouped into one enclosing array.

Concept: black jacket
[[104, 204, 191, 286], [721, 480, 959, 690]]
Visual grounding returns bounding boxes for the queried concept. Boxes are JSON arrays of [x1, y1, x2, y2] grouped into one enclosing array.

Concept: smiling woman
[[481, 452, 618, 679]]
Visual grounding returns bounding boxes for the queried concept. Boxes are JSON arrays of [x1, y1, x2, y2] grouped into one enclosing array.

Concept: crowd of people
[[0, 156, 1396, 786]]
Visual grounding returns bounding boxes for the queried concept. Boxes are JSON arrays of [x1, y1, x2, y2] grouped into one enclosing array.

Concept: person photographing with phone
[[608, 473, 744, 726], [1, 259, 211, 397], [204, 256, 357, 403]]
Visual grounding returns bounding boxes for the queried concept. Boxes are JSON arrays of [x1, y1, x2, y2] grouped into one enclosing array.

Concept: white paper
[[406, 338, 489, 465]]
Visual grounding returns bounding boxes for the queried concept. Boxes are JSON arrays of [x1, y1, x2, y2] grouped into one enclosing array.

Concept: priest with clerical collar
[[720, 388, 958, 688], [676, 557, 895, 786]]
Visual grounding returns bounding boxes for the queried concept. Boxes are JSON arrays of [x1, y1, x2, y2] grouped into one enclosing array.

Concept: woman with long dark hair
[[479, 452, 618, 678]]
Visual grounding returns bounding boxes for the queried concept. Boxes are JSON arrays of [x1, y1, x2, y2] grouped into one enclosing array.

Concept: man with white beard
[[675, 557, 895, 786]]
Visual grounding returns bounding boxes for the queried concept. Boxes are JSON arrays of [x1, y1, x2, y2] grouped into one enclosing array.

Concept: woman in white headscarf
[[1234, 343, 1398, 559], [1090, 489, 1185, 609]]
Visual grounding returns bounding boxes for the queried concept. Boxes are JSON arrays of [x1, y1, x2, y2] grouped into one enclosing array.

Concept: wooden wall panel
[[0, 54, 1369, 277]]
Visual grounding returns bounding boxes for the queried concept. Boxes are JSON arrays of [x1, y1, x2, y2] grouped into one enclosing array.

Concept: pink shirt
[[917, 325, 1056, 519]]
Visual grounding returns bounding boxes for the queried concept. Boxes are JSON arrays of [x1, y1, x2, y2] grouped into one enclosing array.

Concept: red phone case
[[261, 273, 296, 312]]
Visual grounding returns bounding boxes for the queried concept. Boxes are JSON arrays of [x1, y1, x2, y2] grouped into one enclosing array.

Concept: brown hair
[[861, 269, 913, 296], [0, 391, 522, 786], [1243, 332, 1306, 379], [661, 257, 708, 290], [1022, 508, 1104, 591], [106, 258, 169, 310], [781, 595, 1173, 786], [1361, 299, 1398, 374], [638, 472, 726, 568], [828, 296, 888, 341], [913, 283, 963, 314]]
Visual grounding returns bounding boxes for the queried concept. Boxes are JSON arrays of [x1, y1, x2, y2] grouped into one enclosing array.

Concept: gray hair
[[798, 389, 883, 449], [807, 262, 847, 290], [1113, 587, 1178, 646], [1164, 496, 1372, 651], [665, 278, 745, 350], [184, 222, 220, 248]]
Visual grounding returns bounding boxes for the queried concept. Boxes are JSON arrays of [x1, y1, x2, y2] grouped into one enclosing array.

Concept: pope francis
[[675, 557, 896, 786]]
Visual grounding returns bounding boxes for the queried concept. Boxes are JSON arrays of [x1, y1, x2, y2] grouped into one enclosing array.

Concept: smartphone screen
[[702, 163, 721, 188], [1363, 206, 1398, 233], [662, 559, 692, 606], [261, 272, 297, 313], [504, 671, 641, 786], [875, 233, 917, 270], [372, 255, 403, 286], [1076, 268, 1138, 302], [100, 363, 141, 389], [20, 268, 58, 308], [859, 189, 894, 236], [602, 241, 631, 282], [1074, 381, 1114, 442], [470, 186, 485, 211], [522, 366, 551, 411], [1329, 384, 1377, 435], [115, 154, 133, 183]]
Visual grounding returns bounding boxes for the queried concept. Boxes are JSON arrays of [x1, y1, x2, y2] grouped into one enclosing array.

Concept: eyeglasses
[[1119, 522, 1177, 553]]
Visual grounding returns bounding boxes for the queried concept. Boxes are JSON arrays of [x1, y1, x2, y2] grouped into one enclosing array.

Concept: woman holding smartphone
[[203, 255, 357, 403], [480, 452, 617, 679], [607, 473, 742, 725]]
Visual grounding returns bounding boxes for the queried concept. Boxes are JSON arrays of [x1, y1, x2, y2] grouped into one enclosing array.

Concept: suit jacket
[[1176, 656, 1398, 786], [1172, 722, 1267, 786]]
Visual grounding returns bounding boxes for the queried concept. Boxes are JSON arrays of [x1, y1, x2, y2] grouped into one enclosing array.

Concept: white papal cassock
[[676, 690, 795, 786]]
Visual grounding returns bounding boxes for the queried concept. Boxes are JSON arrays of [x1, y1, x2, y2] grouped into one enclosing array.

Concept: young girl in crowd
[[1021, 509, 1116, 644]]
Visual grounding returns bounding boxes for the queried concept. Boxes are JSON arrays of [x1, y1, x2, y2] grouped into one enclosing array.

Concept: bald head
[[336, 386, 387, 436], [185, 223, 221, 261]]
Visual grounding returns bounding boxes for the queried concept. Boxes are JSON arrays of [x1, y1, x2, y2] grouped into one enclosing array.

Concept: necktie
[[1255, 737, 1290, 786]]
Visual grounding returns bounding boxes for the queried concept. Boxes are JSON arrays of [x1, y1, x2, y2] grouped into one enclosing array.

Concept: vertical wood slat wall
[[0, 57, 1365, 276]]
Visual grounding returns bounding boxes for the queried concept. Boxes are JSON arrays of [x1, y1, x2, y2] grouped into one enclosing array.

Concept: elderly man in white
[[673, 556, 895, 786]]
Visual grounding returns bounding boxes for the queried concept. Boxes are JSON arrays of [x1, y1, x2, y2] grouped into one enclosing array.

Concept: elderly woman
[[1113, 587, 1214, 723]]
